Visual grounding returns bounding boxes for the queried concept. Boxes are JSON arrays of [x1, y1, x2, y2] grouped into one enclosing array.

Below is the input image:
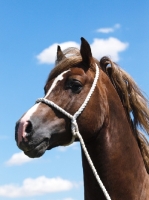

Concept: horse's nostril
[[25, 121, 33, 135]]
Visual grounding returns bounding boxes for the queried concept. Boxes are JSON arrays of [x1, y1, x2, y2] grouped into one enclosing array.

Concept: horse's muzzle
[[15, 120, 50, 158]]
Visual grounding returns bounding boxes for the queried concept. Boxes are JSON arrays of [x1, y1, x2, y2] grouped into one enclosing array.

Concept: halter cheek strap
[[36, 63, 111, 200]]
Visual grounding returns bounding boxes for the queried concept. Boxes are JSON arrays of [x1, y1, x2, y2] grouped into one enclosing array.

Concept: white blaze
[[45, 70, 70, 97], [21, 70, 70, 122]]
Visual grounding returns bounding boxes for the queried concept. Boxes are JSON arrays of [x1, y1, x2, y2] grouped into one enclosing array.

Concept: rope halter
[[36, 63, 111, 200]]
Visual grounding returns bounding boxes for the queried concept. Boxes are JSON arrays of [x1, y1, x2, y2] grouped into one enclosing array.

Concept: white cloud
[[36, 41, 79, 64], [91, 37, 128, 62], [0, 176, 74, 198], [97, 27, 114, 34], [6, 152, 33, 166], [36, 36, 128, 64], [96, 23, 121, 33]]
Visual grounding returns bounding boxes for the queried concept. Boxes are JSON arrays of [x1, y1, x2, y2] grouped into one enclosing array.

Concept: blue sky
[[0, 1, 149, 200]]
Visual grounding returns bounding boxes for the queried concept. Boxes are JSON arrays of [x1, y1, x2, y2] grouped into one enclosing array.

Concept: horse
[[15, 37, 149, 200]]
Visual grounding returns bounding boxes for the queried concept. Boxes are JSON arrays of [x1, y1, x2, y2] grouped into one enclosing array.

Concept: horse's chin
[[22, 132, 70, 158], [24, 139, 49, 158]]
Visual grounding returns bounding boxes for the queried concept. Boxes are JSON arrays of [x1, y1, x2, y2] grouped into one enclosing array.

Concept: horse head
[[15, 38, 106, 158]]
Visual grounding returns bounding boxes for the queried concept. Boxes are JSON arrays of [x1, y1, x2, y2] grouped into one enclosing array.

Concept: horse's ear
[[56, 45, 65, 63], [80, 37, 93, 68]]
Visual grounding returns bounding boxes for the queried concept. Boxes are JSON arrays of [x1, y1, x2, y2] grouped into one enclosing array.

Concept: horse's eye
[[66, 79, 83, 93]]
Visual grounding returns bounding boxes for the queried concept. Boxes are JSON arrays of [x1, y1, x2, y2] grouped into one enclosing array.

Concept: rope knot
[[71, 118, 79, 137]]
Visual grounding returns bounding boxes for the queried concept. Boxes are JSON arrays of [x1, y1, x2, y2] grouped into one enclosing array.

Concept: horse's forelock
[[46, 48, 97, 84], [47, 47, 82, 81]]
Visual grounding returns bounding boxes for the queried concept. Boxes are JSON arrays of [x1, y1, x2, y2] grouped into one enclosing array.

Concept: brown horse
[[15, 37, 149, 200]]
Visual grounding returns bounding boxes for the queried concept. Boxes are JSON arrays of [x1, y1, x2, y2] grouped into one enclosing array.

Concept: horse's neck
[[81, 83, 149, 200]]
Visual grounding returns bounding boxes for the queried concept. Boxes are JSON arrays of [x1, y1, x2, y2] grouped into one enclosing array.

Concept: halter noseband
[[36, 63, 111, 200]]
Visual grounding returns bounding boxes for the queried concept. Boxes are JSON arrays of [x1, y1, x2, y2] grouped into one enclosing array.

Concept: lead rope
[[36, 64, 111, 200]]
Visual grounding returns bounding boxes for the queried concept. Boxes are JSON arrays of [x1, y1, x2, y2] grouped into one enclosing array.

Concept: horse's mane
[[100, 56, 149, 173], [50, 47, 149, 173]]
